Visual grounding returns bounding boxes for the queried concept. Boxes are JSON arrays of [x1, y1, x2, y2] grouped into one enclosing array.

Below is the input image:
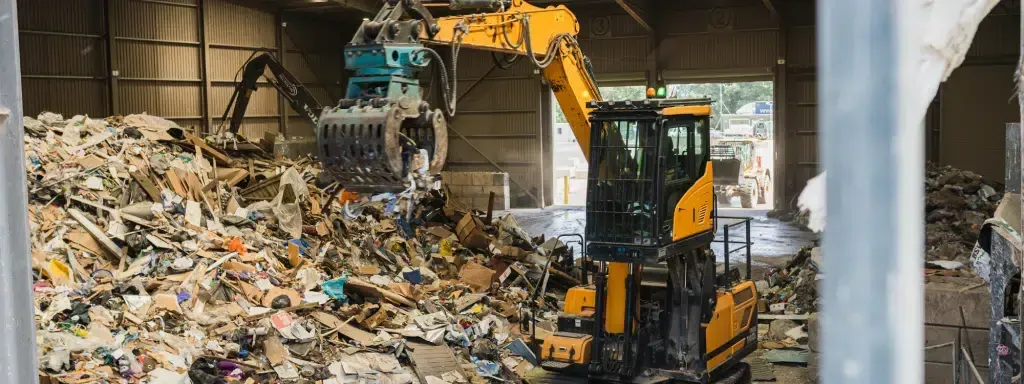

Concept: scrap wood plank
[[129, 170, 162, 201], [310, 311, 375, 345], [68, 208, 123, 261], [408, 344, 465, 384], [186, 134, 232, 166], [165, 169, 186, 196]]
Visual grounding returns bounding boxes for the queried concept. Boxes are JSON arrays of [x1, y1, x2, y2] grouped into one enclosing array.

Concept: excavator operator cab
[[538, 98, 757, 384], [584, 98, 715, 265]]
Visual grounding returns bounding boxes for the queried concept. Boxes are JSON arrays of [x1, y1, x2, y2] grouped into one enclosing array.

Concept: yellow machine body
[[544, 279, 758, 374], [563, 286, 597, 316], [540, 333, 592, 365], [673, 162, 715, 241], [704, 280, 758, 370]]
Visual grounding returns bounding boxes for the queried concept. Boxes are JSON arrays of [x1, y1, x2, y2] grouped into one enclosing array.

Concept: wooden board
[[130, 170, 162, 201]]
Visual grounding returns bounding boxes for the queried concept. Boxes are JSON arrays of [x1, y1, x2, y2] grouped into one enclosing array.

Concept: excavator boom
[[222, 51, 323, 136], [423, 1, 601, 159]]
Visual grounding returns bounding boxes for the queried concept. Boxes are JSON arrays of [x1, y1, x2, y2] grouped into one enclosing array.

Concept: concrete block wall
[[923, 277, 991, 384], [442, 171, 511, 211]]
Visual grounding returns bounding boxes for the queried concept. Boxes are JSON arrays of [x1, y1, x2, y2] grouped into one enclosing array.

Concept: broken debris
[[25, 112, 581, 383]]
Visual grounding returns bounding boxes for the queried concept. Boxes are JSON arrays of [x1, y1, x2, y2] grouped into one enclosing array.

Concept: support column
[[0, 0, 42, 382], [820, 0, 922, 383], [104, 0, 120, 115], [276, 12, 288, 137], [773, 10, 787, 210], [198, 0, 211, 134]]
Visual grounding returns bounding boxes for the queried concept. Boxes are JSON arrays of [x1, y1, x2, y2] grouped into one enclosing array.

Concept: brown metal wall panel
[[171, 118, 204, 132], [21, 79, 108, 117], [286, 117, 316, 138], [578, 38, 648, 74], [966, 14, 1016, 58], [283, 52, 326, 84], [448, 135, 538, 164], [785, 72, 819, 202], [17, 0, 104, 34], [117, 41, 201, 79], [207, 0, 275, 48], [210, 84, 278, 117], [283, 15, 345, 51], [661, 31, 777, 70], [19, 35, 106, 77], [940, 65, 1017, 181], [112, 0, 199, 42], [159, 0, 198, 4], [119, 82, 202, 117], [789, 76, 816, 103], [445, 50, 543, 207], [457, 78, 539, 111], [786, 26, 816, 67], [453, 49, 536, 79], [213, 116, 280, 139], [209, 48, 267, 82], [448, 113, 540, 136]]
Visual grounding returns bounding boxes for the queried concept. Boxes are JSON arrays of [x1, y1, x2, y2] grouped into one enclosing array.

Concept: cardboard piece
[[222, 260, 257, 274], [311, 311, 376, 345], [455, 215, 490, 249], [459, 262, 495, 293], [262, 286, 303, 308], [264, 336, 289, 365], [288, 242, 301, 268]]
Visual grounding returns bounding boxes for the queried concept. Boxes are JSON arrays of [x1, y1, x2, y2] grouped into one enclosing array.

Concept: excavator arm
[[317, 0, 600, 192], [422, 0, 602, 160], [221, 51, 323, 136]]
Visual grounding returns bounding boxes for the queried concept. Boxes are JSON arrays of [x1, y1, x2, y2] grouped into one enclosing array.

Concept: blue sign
[[754, 101, 773, 115]]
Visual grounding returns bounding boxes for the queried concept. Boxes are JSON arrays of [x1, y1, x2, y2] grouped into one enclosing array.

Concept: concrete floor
[[505, 206, 818, 265]]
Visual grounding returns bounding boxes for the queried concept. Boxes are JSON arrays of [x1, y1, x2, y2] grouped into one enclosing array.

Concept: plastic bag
[[270, 168, 310, 239]]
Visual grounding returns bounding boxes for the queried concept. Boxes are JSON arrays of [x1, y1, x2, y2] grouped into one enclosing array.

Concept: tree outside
[[553, 82, 773, 130], [669, 81, 773, 130]]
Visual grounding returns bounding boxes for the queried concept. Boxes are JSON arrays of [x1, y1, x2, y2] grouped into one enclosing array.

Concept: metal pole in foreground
[[0, 1, 41, 383], [819, 0, 923, 383]]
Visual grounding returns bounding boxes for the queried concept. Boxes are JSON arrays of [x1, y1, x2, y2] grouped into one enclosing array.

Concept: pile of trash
[[24, 112, 578, 384], [760, 246, 821, 314], [925, 163, 1002, 263]]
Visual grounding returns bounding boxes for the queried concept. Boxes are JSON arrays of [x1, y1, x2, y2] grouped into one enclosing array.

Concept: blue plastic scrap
[[322, 276, 348, 302]]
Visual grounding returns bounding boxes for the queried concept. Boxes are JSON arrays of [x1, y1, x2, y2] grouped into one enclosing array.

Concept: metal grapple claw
[[316, 98, 447, 193]]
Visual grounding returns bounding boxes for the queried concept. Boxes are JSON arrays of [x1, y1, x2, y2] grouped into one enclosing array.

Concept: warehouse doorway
[[551, 85, 648, 205], [669, 81, 775, 210]]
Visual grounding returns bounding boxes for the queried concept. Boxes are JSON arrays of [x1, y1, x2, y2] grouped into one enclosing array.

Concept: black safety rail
[[713, 215, 753, 287]]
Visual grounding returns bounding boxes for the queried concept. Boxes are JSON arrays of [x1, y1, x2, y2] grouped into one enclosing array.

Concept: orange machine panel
[[672, 162, 714, 241]]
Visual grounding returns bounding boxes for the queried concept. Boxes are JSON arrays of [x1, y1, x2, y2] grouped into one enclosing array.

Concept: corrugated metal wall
[[18, 0, 108, 118], [781, 2, 817, 209], [444, 49, 546, 208], [16, 0, 351, 140], [938, 10, 1019, 181]]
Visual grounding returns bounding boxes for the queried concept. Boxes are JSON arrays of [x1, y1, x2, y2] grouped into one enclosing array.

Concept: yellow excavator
[[300, 0, 758, 382]]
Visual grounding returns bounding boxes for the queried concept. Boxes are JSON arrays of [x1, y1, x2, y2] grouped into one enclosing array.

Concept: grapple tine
[[317, 99, 447, 193]]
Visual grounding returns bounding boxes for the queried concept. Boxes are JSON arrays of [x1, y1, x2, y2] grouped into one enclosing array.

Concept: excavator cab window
[[659, 116, 709, 241], [585, 116, 659, 246]]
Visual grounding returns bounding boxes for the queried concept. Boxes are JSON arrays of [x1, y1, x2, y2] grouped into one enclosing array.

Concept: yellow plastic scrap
[[440, 239, 453, 257], [42, 259, 73, 285]]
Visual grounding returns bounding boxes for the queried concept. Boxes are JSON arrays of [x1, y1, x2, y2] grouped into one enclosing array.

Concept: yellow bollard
[[563, 175, 570, 204]]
